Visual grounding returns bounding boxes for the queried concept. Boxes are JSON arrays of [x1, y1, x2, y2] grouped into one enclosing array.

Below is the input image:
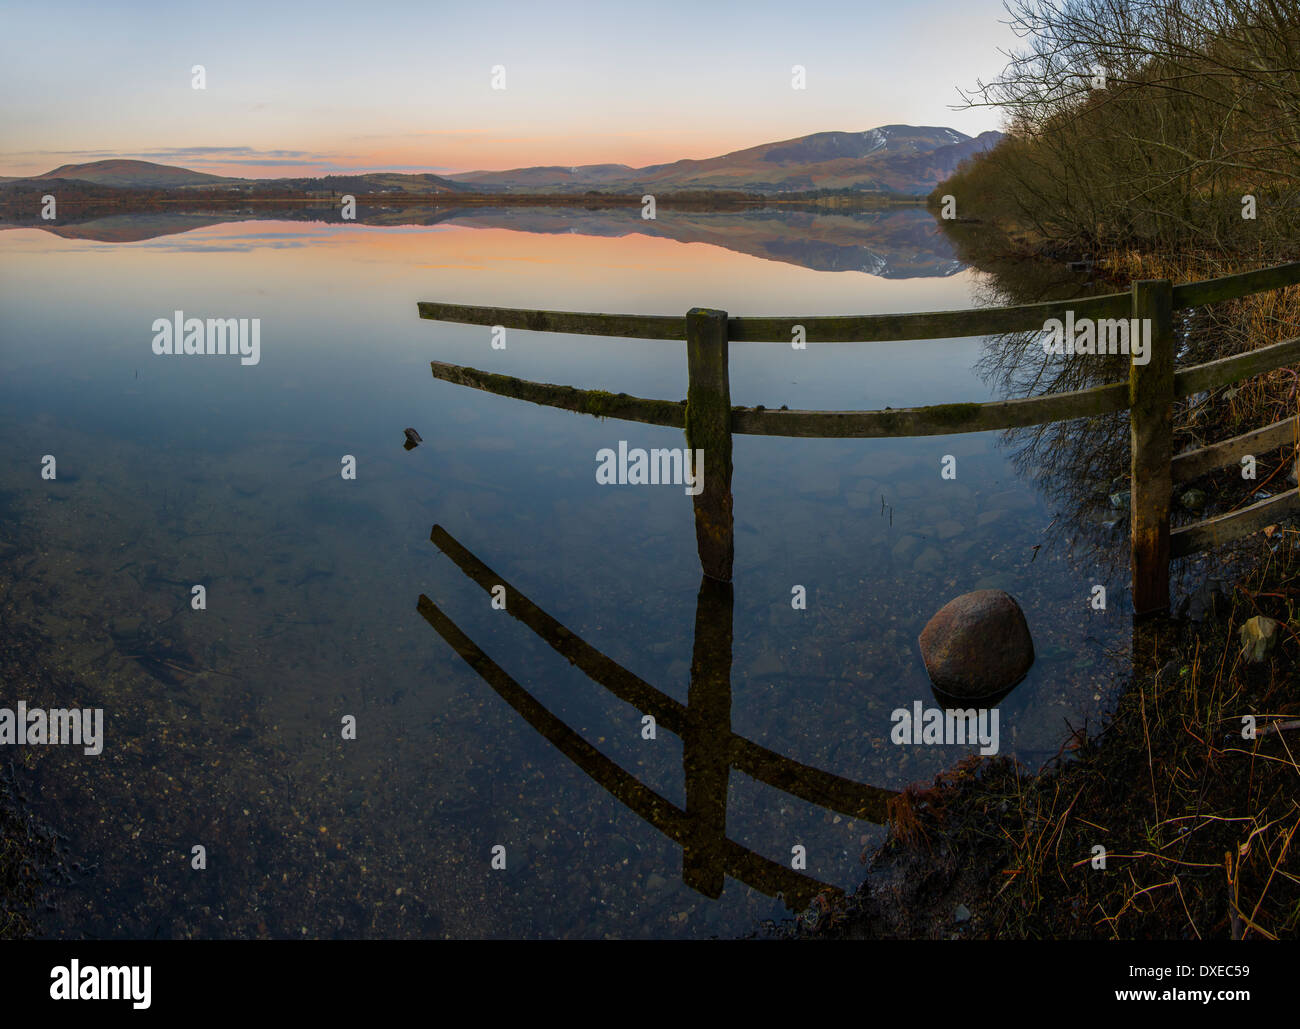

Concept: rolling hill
[[11, 160, 467, 194], [4, 126, 1003, 197], [35, 159, 234, 188]]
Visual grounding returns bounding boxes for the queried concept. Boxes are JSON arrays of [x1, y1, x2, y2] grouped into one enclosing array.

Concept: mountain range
[[450, 125, 1002, 194], [3, 125, 1003, 197]]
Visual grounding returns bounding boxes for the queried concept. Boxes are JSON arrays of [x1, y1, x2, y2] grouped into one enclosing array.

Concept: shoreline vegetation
[[782, 0, 1299, 941]]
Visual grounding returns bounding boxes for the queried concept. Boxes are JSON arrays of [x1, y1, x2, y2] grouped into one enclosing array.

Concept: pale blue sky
[[1, 0, 1022, 176]]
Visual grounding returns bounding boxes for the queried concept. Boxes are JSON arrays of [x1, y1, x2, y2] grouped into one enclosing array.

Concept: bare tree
[[954, 0, 1300, 255]]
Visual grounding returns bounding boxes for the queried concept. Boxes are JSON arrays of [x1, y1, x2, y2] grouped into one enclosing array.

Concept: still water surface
[[0, 207, 1131, 937]]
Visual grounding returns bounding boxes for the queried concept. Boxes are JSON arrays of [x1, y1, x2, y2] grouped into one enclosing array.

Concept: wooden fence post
[[1130, 279, 1174, 616], [685, 308, 734, 582]]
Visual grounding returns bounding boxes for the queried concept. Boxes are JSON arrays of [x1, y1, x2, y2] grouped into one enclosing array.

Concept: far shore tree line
[[0, 178, 929, 221]]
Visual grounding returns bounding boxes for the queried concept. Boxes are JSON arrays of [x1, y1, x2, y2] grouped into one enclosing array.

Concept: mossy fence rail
[[420, 261, 1300, 616]]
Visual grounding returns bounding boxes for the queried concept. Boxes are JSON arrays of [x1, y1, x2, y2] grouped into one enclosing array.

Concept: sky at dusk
[[1, 0, 1023, 178]]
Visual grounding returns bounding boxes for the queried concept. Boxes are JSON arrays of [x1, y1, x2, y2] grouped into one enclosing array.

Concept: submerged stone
[[1180, 578, 1228, 623], [936, 519, 965, 540], [891, 535, 923, 563], [913, 546, 945, 575], [918, 589, 1034, 700]]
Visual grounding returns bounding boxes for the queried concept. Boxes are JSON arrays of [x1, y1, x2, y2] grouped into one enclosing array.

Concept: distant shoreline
[[0, 191, 929, 216]]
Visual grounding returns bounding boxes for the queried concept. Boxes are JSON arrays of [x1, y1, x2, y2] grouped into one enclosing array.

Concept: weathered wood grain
[[417, 301, 685, 340], [686, 308, 734, 582], [1130, 280, 1175, 616], [731, 382, 1129, 437], [1172, 262, 1300, 309], [726, 292, 1131, 343], [1171, 488, 1300, 557], [1172, 416, 1299, 483], [430, 360, 686, 427], [1174, 336, 1300, 396]]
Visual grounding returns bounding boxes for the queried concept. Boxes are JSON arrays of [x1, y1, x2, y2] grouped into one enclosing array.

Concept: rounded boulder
[[918, 590, 1034, 700]]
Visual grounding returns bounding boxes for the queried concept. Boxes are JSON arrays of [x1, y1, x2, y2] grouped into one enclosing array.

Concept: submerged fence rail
[[420, 261, 1300, 615]]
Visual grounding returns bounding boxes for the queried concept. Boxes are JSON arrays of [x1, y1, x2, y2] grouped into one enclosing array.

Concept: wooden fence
[[420, 261, 1300, 616]]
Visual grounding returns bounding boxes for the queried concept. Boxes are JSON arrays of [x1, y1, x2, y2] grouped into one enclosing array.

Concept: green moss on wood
[[581, 390, 618, 418], [923, 402, 983, 426], [430, 361, 684, 428]]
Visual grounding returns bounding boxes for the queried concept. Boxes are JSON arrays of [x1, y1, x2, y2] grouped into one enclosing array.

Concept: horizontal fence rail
[[1171, 490, 1300, 559], [431, 360, 1132, 437], [725, 293, 1132, 343], [730, 383, 1130, 437], [430, 361, 687, 428], [1174, 336, 1300, 396], [419, 262, 1300, 344], [417, 301, 686, 340], [1172, 415, 1299, 483], [1170, 261, 1300, 309], [421, 261, 1300, 615], [433, 345, 1300, 441]]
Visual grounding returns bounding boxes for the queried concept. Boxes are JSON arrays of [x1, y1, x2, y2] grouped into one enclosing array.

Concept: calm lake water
[[0, 206, 1137, 938]]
